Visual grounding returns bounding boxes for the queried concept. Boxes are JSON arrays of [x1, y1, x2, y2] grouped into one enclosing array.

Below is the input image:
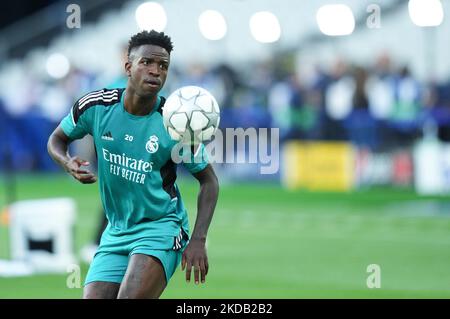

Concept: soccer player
[[47, 30, 219, 299]]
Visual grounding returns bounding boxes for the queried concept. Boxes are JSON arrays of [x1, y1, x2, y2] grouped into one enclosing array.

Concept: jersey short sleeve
[[60, 104, 92, 140], [181, 143, 209, 174]]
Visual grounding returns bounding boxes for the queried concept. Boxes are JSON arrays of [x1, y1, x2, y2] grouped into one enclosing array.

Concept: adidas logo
[[101, 131, 114, 141]]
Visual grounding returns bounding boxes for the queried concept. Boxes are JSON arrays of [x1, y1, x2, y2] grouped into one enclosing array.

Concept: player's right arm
[[47, 126, 97, 184], [47, 93, 98, 184]]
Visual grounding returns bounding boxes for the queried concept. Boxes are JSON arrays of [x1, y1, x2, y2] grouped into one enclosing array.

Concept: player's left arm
[[181, 164, 219, 284]]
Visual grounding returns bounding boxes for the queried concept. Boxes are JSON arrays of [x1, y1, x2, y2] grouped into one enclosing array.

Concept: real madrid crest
[[146, 135, 159, 154]]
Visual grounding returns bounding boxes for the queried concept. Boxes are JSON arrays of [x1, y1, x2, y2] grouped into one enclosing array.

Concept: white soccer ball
[[162, 86, 220, 144]]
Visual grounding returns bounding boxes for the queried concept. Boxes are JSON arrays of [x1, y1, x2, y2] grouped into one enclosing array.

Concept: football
[[162, 86, 220, 144]]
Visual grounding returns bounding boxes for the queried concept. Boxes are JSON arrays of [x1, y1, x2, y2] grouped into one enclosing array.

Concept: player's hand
[[181, 238, 208, 284], [64, 156, 97, 184]]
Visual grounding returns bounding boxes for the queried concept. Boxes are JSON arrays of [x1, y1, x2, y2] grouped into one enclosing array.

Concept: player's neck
[[123, 88, 157, 116]]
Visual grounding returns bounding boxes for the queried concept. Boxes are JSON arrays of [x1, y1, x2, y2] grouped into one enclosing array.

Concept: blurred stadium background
[[1, 0, 450, 298]]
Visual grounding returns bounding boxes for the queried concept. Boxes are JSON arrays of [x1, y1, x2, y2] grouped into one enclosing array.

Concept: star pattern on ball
[[177, 90, 206, 119]]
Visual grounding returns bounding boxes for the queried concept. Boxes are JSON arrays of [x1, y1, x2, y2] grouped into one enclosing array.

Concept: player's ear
[[125, 61, 131, 77]]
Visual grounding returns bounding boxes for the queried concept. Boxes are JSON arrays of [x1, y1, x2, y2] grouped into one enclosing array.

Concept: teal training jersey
[[60, 88, 208, 240]]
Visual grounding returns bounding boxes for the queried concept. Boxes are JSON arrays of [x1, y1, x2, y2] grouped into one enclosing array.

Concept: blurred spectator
[[345, 66, 380, 150], [367, 53, 396, 121], [323, 59, 352, 140], [387, 66, 422, 146]]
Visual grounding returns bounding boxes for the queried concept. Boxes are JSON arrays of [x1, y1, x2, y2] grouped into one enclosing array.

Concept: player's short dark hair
[[127, 30, 174, 57]]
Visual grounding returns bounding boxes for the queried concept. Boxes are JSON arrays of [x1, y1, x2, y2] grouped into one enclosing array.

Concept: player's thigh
[[83, 281, 120, 299], [84, 251, 128, 298], [117, 254, 167, 299]]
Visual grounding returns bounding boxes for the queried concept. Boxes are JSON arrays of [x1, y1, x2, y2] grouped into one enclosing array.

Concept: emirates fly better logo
[[146, 135, 159, 154]]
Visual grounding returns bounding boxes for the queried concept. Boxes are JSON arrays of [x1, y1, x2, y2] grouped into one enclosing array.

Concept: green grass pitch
[[1, 174, 450, 298]]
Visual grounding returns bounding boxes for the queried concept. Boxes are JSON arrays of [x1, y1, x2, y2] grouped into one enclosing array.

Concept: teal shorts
[[85, 223, 189, 286]]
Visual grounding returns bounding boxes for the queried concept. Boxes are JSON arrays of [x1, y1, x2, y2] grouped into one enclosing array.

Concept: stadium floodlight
[[408, 0, 444, 27], [135, 2, 167, 31], [316, 4, 355, 36], [46, 53, 70, 79], [198, 10, 227, 41], [249, 11, 281, 43]]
